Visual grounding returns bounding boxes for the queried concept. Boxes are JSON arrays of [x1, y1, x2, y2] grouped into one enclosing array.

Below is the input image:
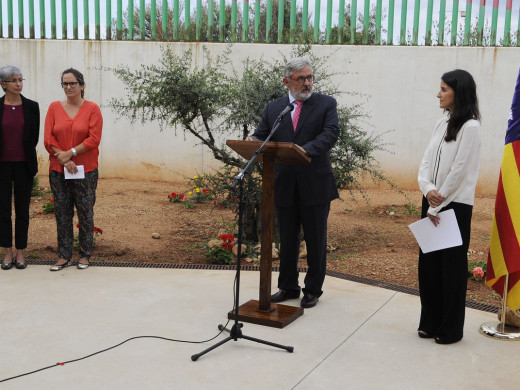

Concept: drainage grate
[[27, 259, 499, 314], [326, 270, 499, 314]]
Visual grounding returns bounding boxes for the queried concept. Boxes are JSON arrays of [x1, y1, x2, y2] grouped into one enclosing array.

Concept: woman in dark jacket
[[0, 65, 40, 270]]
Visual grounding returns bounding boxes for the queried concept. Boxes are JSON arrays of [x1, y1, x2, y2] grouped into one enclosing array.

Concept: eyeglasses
[[3, 78, 25, 84], [289, 75, 314, 84], [61, 82, 79, 88]]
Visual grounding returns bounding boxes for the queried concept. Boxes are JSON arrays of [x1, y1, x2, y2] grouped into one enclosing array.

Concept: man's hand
[[246, 136, 260, 141], [295, 145, 308, 156]]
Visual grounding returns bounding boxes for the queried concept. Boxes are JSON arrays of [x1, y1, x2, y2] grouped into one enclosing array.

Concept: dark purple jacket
[[0, 94, 40, 176]]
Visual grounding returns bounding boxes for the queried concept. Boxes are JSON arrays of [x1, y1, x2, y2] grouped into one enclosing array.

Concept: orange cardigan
[[44, 100, 103, 174]]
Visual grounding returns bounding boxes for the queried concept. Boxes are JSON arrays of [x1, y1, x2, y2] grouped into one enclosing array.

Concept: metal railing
[[0, 0, 518, 46]]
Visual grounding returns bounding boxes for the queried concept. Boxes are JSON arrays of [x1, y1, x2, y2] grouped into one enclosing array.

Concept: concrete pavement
[[1, 264, 519, 389]]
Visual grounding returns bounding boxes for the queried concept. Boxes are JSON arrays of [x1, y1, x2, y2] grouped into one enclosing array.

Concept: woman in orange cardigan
[[44, 68, 102, 271]]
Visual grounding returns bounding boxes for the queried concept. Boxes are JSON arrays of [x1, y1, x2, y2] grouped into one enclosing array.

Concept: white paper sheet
[[64, 165, 85, 180], [408, 209, 462, 253]]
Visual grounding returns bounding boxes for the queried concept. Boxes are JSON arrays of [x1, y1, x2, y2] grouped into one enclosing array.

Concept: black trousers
[[0, 162, 33, 249], [276, 194, 330, 297], [418, 196, 472, 342]]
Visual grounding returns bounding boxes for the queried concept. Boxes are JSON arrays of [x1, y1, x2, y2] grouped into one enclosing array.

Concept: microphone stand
[[191, 111, 294, 361]]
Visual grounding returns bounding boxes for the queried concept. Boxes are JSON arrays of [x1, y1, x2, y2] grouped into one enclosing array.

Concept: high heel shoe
[[50, 260, 71, 271]]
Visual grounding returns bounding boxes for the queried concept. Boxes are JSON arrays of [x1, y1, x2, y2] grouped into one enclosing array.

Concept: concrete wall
[[1, 39, 518, 193]]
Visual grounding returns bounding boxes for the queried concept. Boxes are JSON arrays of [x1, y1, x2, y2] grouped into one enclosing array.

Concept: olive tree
[[105, 45, 391, 241]]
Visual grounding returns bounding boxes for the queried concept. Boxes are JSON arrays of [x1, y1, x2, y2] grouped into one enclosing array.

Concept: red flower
[[218, 234, 235, 251], [37, 211, 42, 215], [50, 199, 54, 203], [221, 242, 233, 251], [202, 188, 209, 194], [75, 224, 103, 234], [219, 234, 235, 242]]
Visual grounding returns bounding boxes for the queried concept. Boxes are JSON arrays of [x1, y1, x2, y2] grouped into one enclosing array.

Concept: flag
[[486, 68, 520, 311]]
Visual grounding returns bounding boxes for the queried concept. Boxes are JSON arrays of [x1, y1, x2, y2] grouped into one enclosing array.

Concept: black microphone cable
[[0, 274, 240, 383]]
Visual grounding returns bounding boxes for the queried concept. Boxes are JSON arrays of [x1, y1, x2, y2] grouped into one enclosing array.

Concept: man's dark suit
[[252, 92, 339, 297]]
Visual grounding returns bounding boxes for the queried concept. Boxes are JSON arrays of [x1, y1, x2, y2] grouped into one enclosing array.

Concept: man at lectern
[[247, 57, 339, 308]]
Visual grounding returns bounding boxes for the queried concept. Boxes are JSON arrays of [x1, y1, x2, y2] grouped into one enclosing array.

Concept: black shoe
[[77, 259, 89, 269], [301, 293, 319, 308], [15, 260, 27, 269], [1, 259, 14, 270], [417, 330, 433, 339], [50, 260, 71, 272], [434, 336, 462, 345], [271, 289, 300, 303], [14, 251, 26, 269]]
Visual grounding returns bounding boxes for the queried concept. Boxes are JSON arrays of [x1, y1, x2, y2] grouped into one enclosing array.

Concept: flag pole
[[500, 274, 509, 326], [481, 68, 520, 341], [480, 274, 520, 340]]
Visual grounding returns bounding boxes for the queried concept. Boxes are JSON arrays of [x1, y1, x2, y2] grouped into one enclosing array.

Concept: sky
[[1, 0, 519, 44]]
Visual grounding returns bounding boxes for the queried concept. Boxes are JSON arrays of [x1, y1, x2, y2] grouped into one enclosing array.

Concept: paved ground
[[1, 265, 519, 390]]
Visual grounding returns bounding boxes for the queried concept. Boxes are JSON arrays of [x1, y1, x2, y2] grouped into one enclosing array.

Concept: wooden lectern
[[225, 140, 310, 328]]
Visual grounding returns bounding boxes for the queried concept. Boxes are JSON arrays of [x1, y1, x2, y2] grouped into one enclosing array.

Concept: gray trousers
[[49, 169, 98, 261]]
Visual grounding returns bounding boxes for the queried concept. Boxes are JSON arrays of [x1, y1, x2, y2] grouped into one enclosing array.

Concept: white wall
[[1, 39, 518, 193]]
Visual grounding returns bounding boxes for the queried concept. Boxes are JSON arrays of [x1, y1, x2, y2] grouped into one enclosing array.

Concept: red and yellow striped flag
[[486, 68, 520, 311]]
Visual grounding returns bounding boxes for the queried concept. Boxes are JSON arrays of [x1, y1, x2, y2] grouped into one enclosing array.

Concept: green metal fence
[[0, 0, 518, 46]]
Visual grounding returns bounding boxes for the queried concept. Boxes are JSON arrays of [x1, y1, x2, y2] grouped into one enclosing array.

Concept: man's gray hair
[[284, 57, 312, 78]]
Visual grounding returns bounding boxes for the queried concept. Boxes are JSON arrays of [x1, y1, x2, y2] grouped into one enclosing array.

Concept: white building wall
[[1, 39, 518, 193]]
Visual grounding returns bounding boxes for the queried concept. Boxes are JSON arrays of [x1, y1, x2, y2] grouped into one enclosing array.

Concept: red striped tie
[[292, 100, 303, 131]]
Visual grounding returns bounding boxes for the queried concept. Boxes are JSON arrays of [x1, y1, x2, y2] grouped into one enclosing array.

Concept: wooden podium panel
[[226, 140, 309, 328], [226, 140, 311, 165]]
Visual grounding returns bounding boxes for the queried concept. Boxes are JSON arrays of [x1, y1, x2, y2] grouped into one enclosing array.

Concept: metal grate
[[27, 260, 499, 314]]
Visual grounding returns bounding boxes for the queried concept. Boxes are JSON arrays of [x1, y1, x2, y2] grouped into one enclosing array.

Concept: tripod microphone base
[[228, 299, 304, 328], [191, 322, 294, 361]]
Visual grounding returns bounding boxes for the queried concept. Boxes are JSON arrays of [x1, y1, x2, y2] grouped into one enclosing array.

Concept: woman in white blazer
[[417, 69, 481, 344]]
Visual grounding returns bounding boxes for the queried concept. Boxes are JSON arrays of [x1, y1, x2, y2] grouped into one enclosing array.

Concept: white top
[[288, 92, 300, 121], [418, 117, 481, 216]]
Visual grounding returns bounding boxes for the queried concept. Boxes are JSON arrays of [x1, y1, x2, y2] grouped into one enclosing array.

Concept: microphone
[[277, 104, 294, 119], [269, 104, 295, 136]]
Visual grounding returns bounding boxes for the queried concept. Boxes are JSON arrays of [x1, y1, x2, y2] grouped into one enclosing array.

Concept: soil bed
[[27, 176, 500, 307]]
